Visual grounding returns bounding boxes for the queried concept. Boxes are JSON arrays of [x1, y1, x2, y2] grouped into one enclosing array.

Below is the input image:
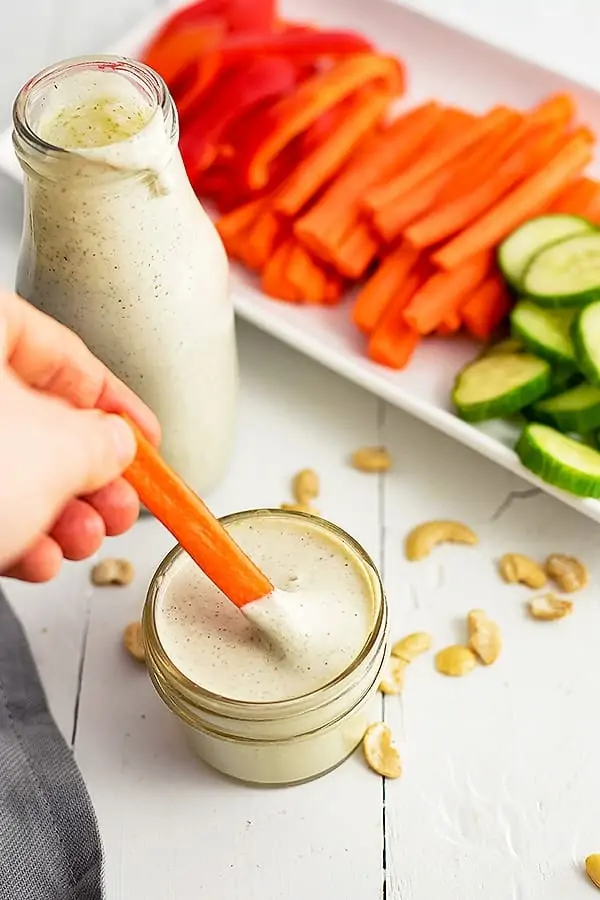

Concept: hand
[[0, 289, 161, 582]]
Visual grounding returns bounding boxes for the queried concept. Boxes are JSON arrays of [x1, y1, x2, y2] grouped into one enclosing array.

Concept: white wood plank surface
[[74, 324, 385, 900], [2, 1, 600, 898]]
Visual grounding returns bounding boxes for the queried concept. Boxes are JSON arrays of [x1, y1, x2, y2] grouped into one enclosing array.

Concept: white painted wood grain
[[74, 323, 385, 900], [382, 403, 600, 899]]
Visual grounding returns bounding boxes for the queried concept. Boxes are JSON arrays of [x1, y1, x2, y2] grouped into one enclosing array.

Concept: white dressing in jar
[[13, 56, 238, 495]]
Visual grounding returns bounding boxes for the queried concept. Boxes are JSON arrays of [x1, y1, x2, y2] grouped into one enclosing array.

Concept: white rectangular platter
[[3, 0, 600, 522]]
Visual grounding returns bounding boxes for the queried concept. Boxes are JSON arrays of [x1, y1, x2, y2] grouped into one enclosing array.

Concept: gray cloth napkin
[[0, 586, 103, 899]]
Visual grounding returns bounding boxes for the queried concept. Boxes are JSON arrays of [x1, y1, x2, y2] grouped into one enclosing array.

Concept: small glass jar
[[12, 56, 238, 496], [143, 510, 388, 786]]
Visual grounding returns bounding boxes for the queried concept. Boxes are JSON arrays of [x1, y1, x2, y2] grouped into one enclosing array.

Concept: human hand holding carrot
[[0, 289, 160, 582]]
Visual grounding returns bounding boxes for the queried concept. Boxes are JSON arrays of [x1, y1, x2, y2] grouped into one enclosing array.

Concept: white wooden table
[[2, 2, 600, 898]]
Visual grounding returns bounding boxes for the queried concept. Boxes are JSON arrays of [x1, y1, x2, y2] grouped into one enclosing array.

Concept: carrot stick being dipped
[[122, 418, 274, 608]]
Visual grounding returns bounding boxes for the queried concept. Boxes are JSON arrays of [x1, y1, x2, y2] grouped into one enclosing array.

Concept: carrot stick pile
[[141, 3, 600, 372]]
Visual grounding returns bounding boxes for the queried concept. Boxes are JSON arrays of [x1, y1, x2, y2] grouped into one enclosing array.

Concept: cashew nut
[[405, 520, 478, 562], [123, 622, 145, 663], [528, 594, 573, 621], [362, 722, 402, 778], [350, 446, 392, 473], [586, 854, 600, 889], [91, 558, 135, 586], [498, 553, 547, 589], [378, 657, 407, 695], [391, 632, 432, 662], [435, 645, 477, 677], [467, 609, 501, 665], [545, 554, 588, 593], [292, 468, 319, 504]]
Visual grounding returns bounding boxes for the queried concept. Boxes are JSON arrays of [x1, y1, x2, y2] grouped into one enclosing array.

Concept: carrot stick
[[352, 241, 421, 334], [432, 131, 594, 271], [527, 92, 576, 128], [293, 100, 445, 253], [261, 239, 298, 301], [405, 123, 568, 250], [122, 418, 273, 608], [216, 198, 266, 257], [403, 250, 493, 334], [437, 309, 462, 335], [285, 244, 328, 303], [372, 163, 455, 243], [549, 177, 600, 221], [274, 87, 391, 217], [328, 221, 380, 279], [247, 54, 404, 189], [461, 275, 512, 340], [367, 268, 425, 368], [242, 211, 285, 272], [364, 106, 513, 214]]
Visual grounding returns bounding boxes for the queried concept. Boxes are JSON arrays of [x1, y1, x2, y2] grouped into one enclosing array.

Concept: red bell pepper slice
[[177, 27, 373, 120], [179, 57, 297, 180], [141, 17, 226, 86], [227, 0, 276, 33], [141, 0, 228, 55], [246, 53, 404, 190]]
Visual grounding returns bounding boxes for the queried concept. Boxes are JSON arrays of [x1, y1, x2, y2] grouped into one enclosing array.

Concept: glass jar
[[143, 510, 388, 786], [12, 56, 238, 496]]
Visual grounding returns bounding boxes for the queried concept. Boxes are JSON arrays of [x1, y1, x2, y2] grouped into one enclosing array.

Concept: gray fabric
[[0, 586, 103, 899]]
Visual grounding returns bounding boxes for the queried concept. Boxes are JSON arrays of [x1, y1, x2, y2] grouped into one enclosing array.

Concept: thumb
[[51, 406, 137, 499]]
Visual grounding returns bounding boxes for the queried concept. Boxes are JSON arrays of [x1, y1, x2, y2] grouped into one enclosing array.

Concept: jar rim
[[143, 508, 386, 718], [12, 54, 174, 159]]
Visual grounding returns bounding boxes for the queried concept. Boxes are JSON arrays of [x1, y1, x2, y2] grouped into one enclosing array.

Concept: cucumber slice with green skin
[[572, 300, 600, 386], [453, 353, 551, 422], [546, 364, 582, 397], [523, 232, 600, 307], [510, 300, 576, 365], [498, 214, 595, 290], [516, 422, 600, 497], [482, 337, 525, 357], [528, 383, 600, 433]]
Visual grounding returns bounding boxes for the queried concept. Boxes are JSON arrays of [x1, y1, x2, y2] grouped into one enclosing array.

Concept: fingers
[[84, 478, 140, 536], [2, 535, 63, 582], [0, 290, 161, 445], [49, 499, 106, 560]]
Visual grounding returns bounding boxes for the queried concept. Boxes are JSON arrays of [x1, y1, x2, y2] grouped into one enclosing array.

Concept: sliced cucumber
[[498, 214, 594, 290], [482, 337, 525, 357], [523, 232, 600, 307], [517, 422, 600, 497], [453, 353, 551, 422], [529, 383, 600, 433], [510, 300, 576, 365], [546, 364, 582, 398], [572, 300, 600, 386]]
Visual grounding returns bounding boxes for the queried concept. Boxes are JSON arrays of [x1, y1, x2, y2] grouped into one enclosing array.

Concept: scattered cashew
[[123, 622, 145, 663], [405, 520, 478, 562], [498, 553, 547, 589], [281, 502, 320, 515], [350, 446, 392, 473], [545, 554, 588, 593], [362, 722, 402, 778], [467, 610, 501, 665], [378, 657, 407, 695], [91, 558, 135, 586], [292, 468, 320, 505], [391, 632, 433, 663], [528, 594, 573, 621], [435, 645, 477, 677], [586, 855, 600, 889]]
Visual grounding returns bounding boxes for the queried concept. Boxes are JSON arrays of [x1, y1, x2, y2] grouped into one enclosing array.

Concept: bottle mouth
[[13, 54, 173, 157]]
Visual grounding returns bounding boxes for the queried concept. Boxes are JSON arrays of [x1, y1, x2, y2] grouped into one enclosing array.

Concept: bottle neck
[[12, 55, 178, 185]]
